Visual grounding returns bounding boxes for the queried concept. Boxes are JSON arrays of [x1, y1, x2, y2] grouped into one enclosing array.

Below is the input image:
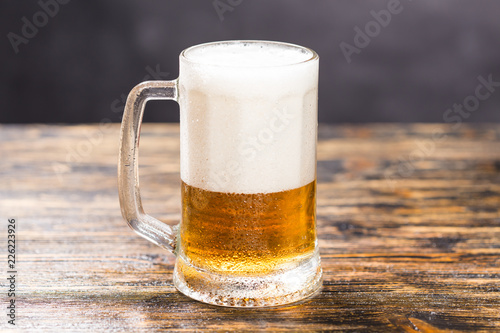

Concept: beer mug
[[118, 40, 322, 307]]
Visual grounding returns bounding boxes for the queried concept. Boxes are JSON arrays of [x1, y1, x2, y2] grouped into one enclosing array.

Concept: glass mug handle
[[118, 80, 178, 253]]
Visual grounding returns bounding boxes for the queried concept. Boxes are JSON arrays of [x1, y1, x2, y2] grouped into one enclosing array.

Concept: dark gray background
[[1, 0, 499, 123]]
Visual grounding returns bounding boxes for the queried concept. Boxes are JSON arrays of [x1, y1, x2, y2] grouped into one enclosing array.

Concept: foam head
[[179, 41, 318, 194], [182, 41, 315, 67]]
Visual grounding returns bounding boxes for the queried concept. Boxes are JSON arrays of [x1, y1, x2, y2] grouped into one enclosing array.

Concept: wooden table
[[1, 123, 499, 332]]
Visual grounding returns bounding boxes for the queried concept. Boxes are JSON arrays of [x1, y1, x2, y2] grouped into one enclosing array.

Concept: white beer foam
[[182, 41, 313, 67], [179, 41, 318, 194]]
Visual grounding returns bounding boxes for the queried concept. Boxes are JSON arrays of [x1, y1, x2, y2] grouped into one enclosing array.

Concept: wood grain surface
[[0, 123, 499, 332]]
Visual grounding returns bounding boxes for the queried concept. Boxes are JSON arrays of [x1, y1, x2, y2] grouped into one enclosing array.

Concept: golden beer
[[120, 40, 321, 306], [180, 180, 317, 275]]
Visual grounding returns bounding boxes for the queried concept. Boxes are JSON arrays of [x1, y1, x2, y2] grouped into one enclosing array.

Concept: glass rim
[[180, 40, 319, 68]]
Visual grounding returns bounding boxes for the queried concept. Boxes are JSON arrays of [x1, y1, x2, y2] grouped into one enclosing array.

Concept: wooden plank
[[0, 123, 499, 332]]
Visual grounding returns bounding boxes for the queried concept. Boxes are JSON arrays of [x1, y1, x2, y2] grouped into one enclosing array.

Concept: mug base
[[173, 249, 322, 307]]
